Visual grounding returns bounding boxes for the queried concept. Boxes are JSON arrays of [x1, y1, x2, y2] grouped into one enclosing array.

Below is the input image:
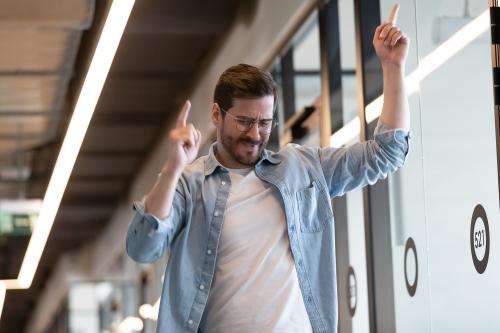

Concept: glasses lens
[[235, 119, 254, 132], [236, 121, 273, 133], [259, 120, 273, 133], [222, 106, 275, 134]]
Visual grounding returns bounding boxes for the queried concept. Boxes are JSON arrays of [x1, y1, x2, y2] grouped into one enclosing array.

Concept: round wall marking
[[470, 204, 490, 274], [347, 266, 357, 317], [404, 237, 418, 297]]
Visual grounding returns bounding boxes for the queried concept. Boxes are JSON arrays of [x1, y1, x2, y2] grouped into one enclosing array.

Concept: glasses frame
[[217, 104, 278, 134]]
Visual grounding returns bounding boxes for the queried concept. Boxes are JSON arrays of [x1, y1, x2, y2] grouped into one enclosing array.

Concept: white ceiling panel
[[0, 75, 60, 111], [0, 29, 78, 72], [0, 116, 50, 135], [0, 0, 93, 29]]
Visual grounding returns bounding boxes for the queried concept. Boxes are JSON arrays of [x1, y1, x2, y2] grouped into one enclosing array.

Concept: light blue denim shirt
[[126, 120, 409, 333]]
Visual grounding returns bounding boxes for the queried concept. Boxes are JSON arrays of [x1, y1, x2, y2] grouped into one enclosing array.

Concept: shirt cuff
[[374, 119, 411, 162], [132, 199, 173, 231], [374, 119, 410, 137]]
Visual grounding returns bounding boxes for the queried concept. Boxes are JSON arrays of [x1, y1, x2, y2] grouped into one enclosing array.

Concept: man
[[127, 5, 409, 333]]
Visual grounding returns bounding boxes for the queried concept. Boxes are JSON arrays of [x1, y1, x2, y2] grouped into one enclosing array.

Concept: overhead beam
[[125, 0, 238, 35]]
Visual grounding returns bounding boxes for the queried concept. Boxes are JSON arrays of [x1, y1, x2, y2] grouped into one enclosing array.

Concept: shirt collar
[[204, 142, 281, 176]]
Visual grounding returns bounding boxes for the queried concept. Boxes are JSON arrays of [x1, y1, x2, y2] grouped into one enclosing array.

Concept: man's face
[[214, 96, 274, 168]]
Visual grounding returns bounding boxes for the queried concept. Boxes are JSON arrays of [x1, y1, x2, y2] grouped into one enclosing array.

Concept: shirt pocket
[[296, 179, 333, 233]]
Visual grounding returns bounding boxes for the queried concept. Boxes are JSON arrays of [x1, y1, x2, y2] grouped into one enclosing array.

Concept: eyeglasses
[[219, 105, 277, 134]]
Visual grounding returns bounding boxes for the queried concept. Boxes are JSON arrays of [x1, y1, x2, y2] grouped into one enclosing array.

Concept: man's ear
[[211, 103, 221, 127]]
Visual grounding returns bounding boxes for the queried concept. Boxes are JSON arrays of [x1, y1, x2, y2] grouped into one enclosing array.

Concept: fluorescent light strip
[[2, 279, 21, 290], [0, 0, 135, 290], [330, 9, 489, 147], [0, 282, 5, 320]]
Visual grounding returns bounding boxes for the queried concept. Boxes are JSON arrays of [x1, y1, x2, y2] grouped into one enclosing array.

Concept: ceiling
[[0, 0, 240, 331]]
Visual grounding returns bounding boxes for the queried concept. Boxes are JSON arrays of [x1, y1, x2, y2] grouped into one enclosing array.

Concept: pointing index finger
[[387, 4, 399, 24], [177, 100, 191, 127]]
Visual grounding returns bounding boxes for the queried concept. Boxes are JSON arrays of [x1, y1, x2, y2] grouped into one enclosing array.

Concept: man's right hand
[[165, 100, 202, 174]]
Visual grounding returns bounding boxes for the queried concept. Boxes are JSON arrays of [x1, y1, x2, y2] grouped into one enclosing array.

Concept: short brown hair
[[213, 64, 277, 115]]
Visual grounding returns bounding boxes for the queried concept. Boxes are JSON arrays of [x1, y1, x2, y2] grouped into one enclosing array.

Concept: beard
[[220, 123, 268, 167]]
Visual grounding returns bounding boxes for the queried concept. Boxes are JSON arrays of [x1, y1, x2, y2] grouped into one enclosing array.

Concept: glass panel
[[339, 0, 359, 125], [344, 185, 369, 333], [271, 11, 321, 147], [417, 0, 498, 331], [384, 0, 498, 331], [378, 0, 433, 331], [333, 0, 369, 331], [69, 282, 113, 333], [293, 16, 321, 113]]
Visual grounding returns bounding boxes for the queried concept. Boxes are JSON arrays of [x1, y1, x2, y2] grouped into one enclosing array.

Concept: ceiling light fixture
[[330, 9, 489, 147], [0, 282, 5, 320], [117, 316, 144, 332], [139, 297, 160, 321], [0, 0, 136, 290]]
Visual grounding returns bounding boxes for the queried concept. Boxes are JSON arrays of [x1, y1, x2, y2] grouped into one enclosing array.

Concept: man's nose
[[247, 121, 261, 141]]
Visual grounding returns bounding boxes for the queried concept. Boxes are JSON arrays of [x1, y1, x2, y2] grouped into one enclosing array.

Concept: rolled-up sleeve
[[126, 181, 186, 263], [321, 120, 410, 198]]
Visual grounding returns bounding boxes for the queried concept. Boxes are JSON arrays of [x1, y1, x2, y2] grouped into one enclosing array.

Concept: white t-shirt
[[199, 168, 313, 333]]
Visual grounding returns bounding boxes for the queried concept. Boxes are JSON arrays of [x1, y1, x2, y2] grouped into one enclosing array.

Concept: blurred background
[[0, 0, 498, 332]]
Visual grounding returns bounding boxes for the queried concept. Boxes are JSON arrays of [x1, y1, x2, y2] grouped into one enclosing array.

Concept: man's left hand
[[373, 4, 409, 69]]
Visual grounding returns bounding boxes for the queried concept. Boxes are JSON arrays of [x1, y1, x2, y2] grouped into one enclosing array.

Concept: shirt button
[[298, 260, 303, 267], [214, 211, 219, 217], [290, 225, 295, 232], [188, 319, 193, 325], [221, 181, 226, 186], [207, 249, 212, 255], [200, 284, 205, 290]]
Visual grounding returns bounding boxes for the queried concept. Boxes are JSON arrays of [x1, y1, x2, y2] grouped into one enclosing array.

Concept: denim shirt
[[126, 121, 409, 333]]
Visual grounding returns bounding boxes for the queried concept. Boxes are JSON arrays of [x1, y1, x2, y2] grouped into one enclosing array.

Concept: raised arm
[[126, 100, 202, 263], [320, 6, 411, 197], [374, 4, 410, 131], [145, 100, 202, 219]]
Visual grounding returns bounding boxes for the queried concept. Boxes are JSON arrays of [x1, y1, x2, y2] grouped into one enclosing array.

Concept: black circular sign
[[470, 204, 490, 274], [404, 237, 418, 297], [347, 266, 357, 317]]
